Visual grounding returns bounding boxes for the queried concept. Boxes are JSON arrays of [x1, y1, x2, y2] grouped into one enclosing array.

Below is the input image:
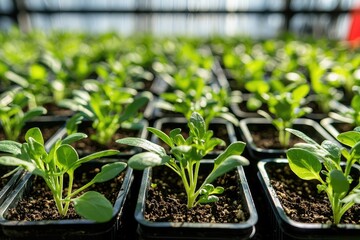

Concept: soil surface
[[5, 165, 125, 221], [71, 124, 141, 155], [332, 122, 355, 133], [267, 163, 360, 224], [249, 124, 325, 149], [144, 166, 249, 223]]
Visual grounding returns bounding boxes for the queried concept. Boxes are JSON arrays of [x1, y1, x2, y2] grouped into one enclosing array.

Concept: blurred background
[[0, 0, 359, 39]]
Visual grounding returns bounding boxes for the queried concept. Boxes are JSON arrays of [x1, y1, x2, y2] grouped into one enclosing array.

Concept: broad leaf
[[73, 191, 113, 222], [25, 127, 44, 145], [329, 169, 349, 195], [22, 107, 46, 123], [116, 138, 166, 156], [286, 148, 322, 181], [321, 140, 341, 164], [204, 155, 249, 184], [0, 140, 22, 155], [147, 127, 173, 148], [56, 144, 79, 170], [92, 162, 127, 183], [337, 131, 360, 148], [189, 112, 206, 138], [286, 128, 320, 146], [214, 141, 246, 168], [62, 133, 88, 145], [128, 152, 171, 170]]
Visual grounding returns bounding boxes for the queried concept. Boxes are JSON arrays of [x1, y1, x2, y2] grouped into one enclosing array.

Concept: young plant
[[0, 87, 46, 141], [158, 75, 239, 128], [329, 89, 360, 127], [0, 127, 125, 222], [257, 84, 312, 148], [59, 81, 152, 145], [117, 112, 249, 208], [286, 127, 360, 224]]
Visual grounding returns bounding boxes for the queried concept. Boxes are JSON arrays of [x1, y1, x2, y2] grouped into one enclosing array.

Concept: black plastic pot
[[239, 118, 337, 161], [0, 159, 133, 240], [152, 117, 237, 158], [230, 93, 263, 119], [135, 161, 258, 240], [320, 117, 355, 140], [257, 158, 360, 240]]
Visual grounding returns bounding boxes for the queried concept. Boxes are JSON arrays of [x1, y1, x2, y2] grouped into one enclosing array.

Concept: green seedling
[[329, 90, 360, 127], [0, 87, 46, 141], [0, 127, 124, 222], [258, 84, 312, 148], [286, 127, 360, 224], [117, 112, 249, 208]]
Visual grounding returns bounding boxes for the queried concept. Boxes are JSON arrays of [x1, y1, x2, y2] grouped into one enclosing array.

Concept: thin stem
[[63, 171, 74, 215]]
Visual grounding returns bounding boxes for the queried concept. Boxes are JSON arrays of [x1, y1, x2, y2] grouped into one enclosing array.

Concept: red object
[[348, 3, 360, 48]]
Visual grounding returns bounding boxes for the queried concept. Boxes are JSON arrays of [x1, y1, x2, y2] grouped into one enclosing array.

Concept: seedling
[[286, 127, 360, 224], [329, 89, 360, 127], [0, 127, 125, 222], [257, 84, 312, 148], [0, 87, 46, 141], [117, 112, 249, 208], [59, 81, 152, 145]]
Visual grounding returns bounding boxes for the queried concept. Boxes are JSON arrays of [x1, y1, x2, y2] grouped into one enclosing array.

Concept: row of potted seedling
[[0, 31, 360, 239]]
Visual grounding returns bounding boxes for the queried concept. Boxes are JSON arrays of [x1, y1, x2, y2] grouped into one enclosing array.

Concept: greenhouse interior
[[1, 0, 360, 240]]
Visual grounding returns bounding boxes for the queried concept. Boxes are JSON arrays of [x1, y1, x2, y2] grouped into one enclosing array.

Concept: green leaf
[[330, 169, 349, 195], [116, 137, 166, 156], [118, 92, 151, 123], [27, 137, 47, 162], [62, 133, 87, 145], [337, 131, 360, 148], [189, 112, 206, 138], [292, 84, 310, 101], [286, 128, 320, 146], [171, 145, 192, 155], [0, 156, 41, 175], [321, 140, 341, 164], [0, 140, 22, 155], [286, 148, 322, 181], [25, 127, 44, 145], [350, 142, 360, 158], [92, 162, 127, 183], [205, 155, 249, 185], [198, 195, 219, 204], [22, 107, 47, 123], [73, 191, 113, 222], [128, 152, 171, 170], [214, 141, 246, 168], [169, 128, 182, 139], [147, 127, 173, 148], [56, 144, 79, 170], [77, 150, 119, 165]]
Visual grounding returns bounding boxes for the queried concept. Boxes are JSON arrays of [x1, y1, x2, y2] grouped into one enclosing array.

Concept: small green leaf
[[350, 142, 360, 158], [73, 191, 113, 222], [77, 150, 119, 165], [214, 141, 246, 168], [171, 145, 192, 155], [321, 140, 341, 164], [25, 127, 44, 145], [27, 137, 48, 162], [62, 133, 88, 145], [116, 137, 166, 156], [0, 156, 39, 174], [147, 127, 173, 148], [337, 131, 360, 148], [286, 148, 322, 181], [128, 152, 171, 170], [169, 128, 182, 139], [118, 92, 151, 123], [198, 195, 219, 204], [286, 128, 320, 146], [189, 112, 206, 138], [330, 169, 349, 195], [92, 162, 127, 183], [0, 140, 22, 155], [22, 107, 47, 123], [56, 144, 79, 169], [205, 155, 249, 185]]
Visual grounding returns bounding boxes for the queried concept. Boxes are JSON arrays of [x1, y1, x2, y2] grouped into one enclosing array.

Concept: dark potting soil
[[249, 124, 324, 149], [43, 102, 74, 117], [5, 167, 125, 221], [71, 126, 140, 154], [267, 163, 360, 224], [144, 166, 249, 223], [332, 122, 355, 133]]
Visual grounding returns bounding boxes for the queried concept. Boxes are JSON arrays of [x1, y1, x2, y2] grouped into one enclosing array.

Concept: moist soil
[[144, 166, 249, 223], [266, 163, 360, 224], [249, 124, 325, 149], [43, 102, 74, 117], [332, 122, 355, 133], [5, 165, 125, 221], [71, 124, 141, 155]]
